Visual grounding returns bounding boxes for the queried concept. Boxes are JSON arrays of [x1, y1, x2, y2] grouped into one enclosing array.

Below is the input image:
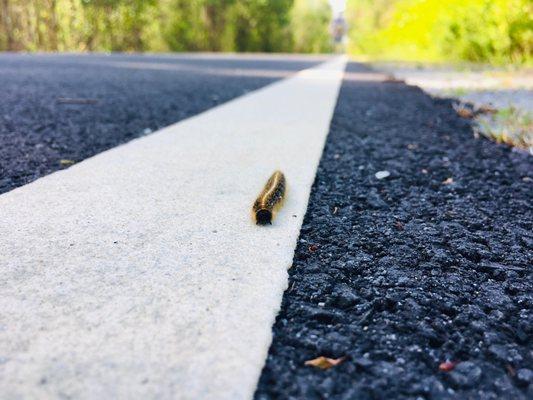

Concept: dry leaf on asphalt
[[477, 105, 497, 115], [60, 159, 75, 166], [442, 177, 454, 185], [439, 360, 457, 372], [452, 102, 474, 119], [305, 356, 345, 370]]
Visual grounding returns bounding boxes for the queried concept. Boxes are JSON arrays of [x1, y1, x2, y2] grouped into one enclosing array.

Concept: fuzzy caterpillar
[[252, 171, 286, 225]]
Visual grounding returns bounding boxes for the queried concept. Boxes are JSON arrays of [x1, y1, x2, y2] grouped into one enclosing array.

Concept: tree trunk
[[0, 0, 15, 50]]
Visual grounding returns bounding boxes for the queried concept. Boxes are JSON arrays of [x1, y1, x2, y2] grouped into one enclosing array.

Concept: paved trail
[[0, 55, 345, 400], [1, 55, 531, 399]]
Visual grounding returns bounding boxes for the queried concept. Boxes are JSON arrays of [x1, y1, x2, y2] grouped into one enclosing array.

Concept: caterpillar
[[252, 170, 286, 225]]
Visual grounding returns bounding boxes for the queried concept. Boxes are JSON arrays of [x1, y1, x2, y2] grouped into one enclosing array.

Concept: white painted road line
[[0, 56, 346, 400]]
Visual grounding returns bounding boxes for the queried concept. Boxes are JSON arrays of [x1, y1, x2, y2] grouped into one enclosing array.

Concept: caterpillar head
[[255, 209, 272, 225]]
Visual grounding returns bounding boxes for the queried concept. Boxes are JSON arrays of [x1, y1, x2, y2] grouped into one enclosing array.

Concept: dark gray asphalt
[[0, 53, 325, 194], [2, 54, 531, 399], [255, 63, 532, 399]]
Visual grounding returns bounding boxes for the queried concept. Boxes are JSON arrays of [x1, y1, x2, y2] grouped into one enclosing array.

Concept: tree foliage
[[346, 0, 532, 65], [0, 0, 332, 53], [291, 0, 332, 53]]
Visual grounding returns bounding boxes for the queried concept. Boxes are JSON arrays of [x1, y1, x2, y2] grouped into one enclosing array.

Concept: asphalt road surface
[[1, 54, 531, 399], [255, 63, 532, 399], [0, 53, 325, 194]]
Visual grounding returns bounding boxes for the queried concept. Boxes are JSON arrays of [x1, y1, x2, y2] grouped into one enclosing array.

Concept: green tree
[[291, 0, 332, 53], [0, 0, 334, 53]]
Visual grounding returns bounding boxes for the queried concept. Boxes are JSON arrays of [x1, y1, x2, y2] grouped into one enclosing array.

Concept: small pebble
[[516, 368, 533, 386], [353, 356, 373, 369], [375, 170, 390, 179], [448, 361, 482, 388]]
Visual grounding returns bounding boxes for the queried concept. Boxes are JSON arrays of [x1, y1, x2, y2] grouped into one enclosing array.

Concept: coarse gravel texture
[[434, 89, 532, 115], [256, 62, 533, 399], [372, 62, 533, 151], [0, 53, 323, 195]]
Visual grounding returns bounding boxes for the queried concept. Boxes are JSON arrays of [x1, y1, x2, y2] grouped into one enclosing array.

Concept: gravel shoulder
[[255, 62, 532, 399], [371, 62, 533, 151], [0, 53, 323, 195], [371, 62, 532, 107]]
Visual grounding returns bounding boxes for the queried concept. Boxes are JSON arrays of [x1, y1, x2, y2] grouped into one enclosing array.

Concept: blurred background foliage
[[1, 0, 531, 64], [346, 0, 533, 65], [0, 0, 333, 52]]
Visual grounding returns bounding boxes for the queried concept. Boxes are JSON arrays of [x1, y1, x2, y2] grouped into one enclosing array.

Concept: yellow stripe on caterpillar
[[252, 171, 286, 225]]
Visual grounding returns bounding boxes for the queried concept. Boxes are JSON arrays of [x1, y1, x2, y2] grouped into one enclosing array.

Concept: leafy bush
[[346, 0, 533, 65]]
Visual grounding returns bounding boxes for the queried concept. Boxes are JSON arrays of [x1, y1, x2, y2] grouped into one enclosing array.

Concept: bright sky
[[328, 0, 347, 15]]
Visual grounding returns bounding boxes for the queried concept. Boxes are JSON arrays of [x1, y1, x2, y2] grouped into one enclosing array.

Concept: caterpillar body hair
[[253, 171, 286, 225]]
